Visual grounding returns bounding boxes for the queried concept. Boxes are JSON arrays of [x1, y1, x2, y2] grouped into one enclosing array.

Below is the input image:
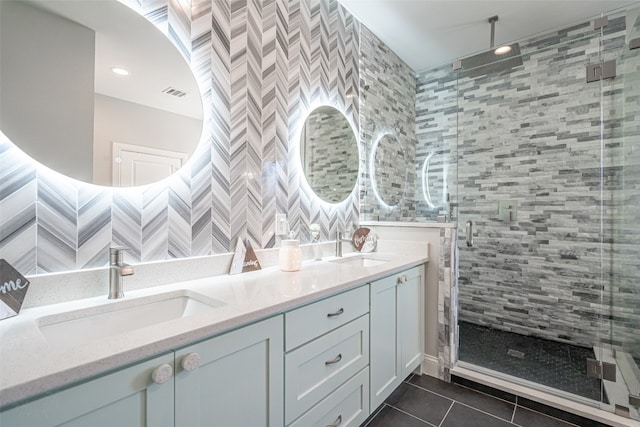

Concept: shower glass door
[[455, 10, 612, 406], [611, 6, 640, 422]]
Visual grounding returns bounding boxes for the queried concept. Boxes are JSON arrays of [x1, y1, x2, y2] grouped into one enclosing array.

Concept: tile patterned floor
[[361, 374, 613, 427], [458, 321, 605, 402]]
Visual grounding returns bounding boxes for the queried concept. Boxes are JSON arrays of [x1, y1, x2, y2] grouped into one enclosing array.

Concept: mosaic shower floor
[[458, 321, 606, 403]]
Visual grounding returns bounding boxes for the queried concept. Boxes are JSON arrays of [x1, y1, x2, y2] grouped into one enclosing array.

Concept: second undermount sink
[[38, 290, 225, 348], [329, 254, 390, 267]]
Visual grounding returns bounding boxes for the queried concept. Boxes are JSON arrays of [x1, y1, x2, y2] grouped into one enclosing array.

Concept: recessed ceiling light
[[494, 45, 512, 55], [111, 67, 129, 76]]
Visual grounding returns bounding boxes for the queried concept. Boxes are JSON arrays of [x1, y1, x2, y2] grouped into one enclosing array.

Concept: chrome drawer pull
[[325, 354, 342, 365], [327, 308, 344, 318], [327, 414, 342, 427]]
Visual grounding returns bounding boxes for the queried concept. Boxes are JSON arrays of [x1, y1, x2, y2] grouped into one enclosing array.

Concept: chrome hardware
[[181, 352, 201, 371], [327, 308, 344, 318], [335, 231, 354, 257], [109, 246, 134, 299], [586, 60, 616, 83], [587, 358, 616, 382], [397, 275, 408, 285], [325, 354, 342, 365], [151, 364, 173, 384], [465, 221, 473, 247], [327, 414, 342, 427]]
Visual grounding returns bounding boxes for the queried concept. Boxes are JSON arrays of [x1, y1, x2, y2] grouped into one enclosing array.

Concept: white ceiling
[[24, 0, 202, 119], [339, 0, 639, 71]]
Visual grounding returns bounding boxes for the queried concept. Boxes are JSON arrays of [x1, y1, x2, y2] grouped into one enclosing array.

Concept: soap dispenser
[[279, 231, 302, 272], [310, 223, 322, 261]]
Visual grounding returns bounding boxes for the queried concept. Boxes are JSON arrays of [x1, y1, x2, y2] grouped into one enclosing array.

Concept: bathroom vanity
[[0, 244, 428, 426]]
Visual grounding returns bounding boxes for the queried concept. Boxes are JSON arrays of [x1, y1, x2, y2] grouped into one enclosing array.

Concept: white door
[[112, 142, 186, 187]]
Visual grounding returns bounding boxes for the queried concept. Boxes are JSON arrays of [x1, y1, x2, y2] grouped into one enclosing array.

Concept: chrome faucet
[[109, 247, 134, 299], [335, 231, 354, 257]]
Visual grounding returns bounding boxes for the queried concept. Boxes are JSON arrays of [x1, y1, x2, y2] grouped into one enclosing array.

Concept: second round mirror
[[300, 106, 359, 204]]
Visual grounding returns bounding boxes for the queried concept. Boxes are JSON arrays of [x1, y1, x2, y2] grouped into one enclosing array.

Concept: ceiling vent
[[162, 87, 188, 98]]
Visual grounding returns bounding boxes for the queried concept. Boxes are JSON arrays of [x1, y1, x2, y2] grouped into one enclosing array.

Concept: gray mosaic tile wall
[[417, 12, 640, 351], [0, 0, 360, 274], [359, 26, 417, 221]]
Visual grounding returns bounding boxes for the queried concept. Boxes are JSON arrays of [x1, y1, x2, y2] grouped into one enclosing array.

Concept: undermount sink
[[329, 255, 390, 267], [38, 290, 225, 348]]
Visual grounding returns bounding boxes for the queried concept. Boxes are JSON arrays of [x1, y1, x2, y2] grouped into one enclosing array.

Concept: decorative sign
[[0, 259, 30, 320], [229, 238, 262, 275], [352, 227, 378, 253]]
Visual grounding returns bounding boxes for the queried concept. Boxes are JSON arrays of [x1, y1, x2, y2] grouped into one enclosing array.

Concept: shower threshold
[[451, 363, 639, 427]]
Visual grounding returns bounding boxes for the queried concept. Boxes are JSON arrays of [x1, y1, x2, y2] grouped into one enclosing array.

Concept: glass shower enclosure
[[453, 5, 640, 421]]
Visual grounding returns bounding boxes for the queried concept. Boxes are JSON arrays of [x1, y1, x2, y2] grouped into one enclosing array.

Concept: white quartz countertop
[[0, 244, 428, 408]]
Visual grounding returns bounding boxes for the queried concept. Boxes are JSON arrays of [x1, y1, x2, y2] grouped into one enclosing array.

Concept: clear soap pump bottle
[[310, 223, 322, 261], [279, 231, 302, 272]]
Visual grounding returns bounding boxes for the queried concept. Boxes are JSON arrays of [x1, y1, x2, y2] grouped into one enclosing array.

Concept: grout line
[[405, 381, 518, 426], [514, 402, 582, 427], [511, 395, 518, 423], [362, 403, 387, 427], [385, 403, 437, 426], [438, 401, 455, 427]]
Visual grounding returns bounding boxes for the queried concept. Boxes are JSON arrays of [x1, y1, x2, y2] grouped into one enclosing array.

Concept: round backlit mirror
[[372, 134, 407, 207], [299, 106, 359, 204], [0, 0, 203, 187]]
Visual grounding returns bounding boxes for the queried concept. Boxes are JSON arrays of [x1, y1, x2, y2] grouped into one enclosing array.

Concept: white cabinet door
[[398, 271, 423, 379], [175, 315, 284, 427], [369, 266, 424, 411], [369, 274, 400, 411], [0, 353, 175, 427]]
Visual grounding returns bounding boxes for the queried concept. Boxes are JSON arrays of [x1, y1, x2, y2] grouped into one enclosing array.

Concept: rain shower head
[[459, 15, 523, 78]]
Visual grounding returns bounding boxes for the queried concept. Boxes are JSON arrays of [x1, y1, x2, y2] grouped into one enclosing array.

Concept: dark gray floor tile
[[410, 375, 515, 421], [517, 397, 612, 427], [451, 375, 517, 403], [441, 402, 515, 427], [385, 382, 453, 425], [513, 407, 580, 427], [365, 405, 431, 427]]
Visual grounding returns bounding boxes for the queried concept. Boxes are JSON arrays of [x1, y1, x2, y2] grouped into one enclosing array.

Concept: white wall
[[0, 1, 95, 182], [92, 94, 202, 186], [364, 222, 445, 359]]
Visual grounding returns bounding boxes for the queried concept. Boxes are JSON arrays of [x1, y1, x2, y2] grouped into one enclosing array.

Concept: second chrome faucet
[[109, 247, 134, 299]]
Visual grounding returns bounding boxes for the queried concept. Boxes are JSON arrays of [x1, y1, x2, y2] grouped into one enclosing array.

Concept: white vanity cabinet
[[284, 285, 370, 427], [0, 352, 176, 427], [369, 265, 424, 411], [0, 316, 283, 427], [175, 315, 284, 426]]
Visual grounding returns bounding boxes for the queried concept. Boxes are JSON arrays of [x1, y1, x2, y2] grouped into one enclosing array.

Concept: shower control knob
[[181, 352, 201, 371], [151, 364, 173, 384]]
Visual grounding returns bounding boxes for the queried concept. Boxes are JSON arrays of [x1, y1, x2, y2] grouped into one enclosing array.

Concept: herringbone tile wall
[[0, 0, 361, 274]]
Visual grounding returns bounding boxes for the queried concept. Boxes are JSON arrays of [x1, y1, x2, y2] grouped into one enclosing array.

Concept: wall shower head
[[458, 15, 523, 78]]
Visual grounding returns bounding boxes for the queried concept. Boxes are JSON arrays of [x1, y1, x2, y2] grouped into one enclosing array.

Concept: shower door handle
[[465, 220, 473, 247]]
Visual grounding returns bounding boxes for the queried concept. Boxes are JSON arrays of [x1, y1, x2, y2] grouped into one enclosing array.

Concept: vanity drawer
[[285, 315, 369, 424], [285, 285, 369, 351], [288, 367, 369, 427]]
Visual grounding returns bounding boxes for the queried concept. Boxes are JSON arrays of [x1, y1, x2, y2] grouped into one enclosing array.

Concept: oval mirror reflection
[[373, 134, 406, 207], [0, 0, 203, 187], [300, 106, 359, 204]]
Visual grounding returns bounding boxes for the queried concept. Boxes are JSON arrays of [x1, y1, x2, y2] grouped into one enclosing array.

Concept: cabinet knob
[[397, 275, 408, 285], [181, 352, 201, 371], [327, 414, 342, 427], [151, 363, 173, 384]]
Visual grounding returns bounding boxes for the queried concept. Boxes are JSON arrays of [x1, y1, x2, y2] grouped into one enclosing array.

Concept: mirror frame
[[297, 105, 360, 205], [0, 0, 206, 189]]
